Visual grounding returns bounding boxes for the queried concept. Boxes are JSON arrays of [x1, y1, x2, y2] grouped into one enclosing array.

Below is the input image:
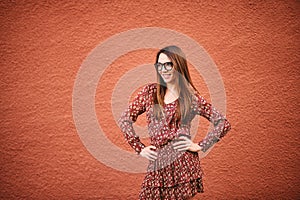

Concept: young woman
[[118, 45, 231, 199]]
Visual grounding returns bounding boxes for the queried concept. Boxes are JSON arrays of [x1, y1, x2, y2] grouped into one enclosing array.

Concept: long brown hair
[[153, 45, 198, 124]]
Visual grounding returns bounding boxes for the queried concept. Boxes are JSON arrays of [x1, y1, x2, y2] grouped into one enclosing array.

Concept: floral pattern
[[118, 83, 231, 199]]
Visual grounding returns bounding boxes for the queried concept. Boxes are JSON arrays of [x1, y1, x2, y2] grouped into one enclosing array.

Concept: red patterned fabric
[[118, 83, 231, 199]]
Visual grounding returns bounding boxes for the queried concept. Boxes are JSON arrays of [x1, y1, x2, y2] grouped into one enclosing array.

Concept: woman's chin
[[163, 78, 175, 84]]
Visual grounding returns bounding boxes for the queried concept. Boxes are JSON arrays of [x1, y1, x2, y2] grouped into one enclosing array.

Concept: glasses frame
[[154, 62, 174, 72]]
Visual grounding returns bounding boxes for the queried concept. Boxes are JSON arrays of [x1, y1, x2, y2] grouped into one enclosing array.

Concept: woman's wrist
[[196, 143, 203, 152], [188, 142, 202, 152]]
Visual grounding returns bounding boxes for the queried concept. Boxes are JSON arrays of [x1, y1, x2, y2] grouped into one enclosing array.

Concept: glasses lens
[[165, 62, 173, 71], [155, 63, 162, 71]]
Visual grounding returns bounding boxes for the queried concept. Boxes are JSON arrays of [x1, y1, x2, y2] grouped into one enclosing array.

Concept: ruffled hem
[[139, 178, 204, 200]]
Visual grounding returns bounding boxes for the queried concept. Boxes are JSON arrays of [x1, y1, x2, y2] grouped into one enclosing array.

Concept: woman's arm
[[118, 85, 149, 154], [193, 93, 231, 152]]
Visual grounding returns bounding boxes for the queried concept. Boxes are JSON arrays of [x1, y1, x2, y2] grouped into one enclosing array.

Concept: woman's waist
[[150, 133, 191, 148]]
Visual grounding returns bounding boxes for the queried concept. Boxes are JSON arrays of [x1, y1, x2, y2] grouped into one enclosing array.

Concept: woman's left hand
[[172, 136, 202, 152]]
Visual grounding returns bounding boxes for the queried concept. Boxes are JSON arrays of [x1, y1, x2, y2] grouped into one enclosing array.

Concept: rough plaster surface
[[1, 0, 299, 199]]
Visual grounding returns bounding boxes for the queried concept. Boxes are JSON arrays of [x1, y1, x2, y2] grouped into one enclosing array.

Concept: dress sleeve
[[118, 85, 149, 154], [192, 93, 231, 152]]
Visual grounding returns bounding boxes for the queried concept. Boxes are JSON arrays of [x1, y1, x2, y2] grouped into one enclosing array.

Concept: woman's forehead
[[158, 53, 171, 63]]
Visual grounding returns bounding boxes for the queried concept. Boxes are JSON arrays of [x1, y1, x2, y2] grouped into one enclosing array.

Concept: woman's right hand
[[140, 146, 158, 161]]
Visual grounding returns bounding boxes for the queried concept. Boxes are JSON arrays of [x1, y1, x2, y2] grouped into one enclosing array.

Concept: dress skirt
[[139, 143, 204, 200]]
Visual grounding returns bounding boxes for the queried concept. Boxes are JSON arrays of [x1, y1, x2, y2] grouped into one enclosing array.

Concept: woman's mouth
[[162, 74, 171, 79]]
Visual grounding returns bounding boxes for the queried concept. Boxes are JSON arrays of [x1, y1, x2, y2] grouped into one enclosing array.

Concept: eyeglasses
[[154, 62, 174, 71]]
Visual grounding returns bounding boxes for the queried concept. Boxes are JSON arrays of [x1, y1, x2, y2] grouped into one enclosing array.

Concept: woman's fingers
[[173, 143, 189, 151], [147, 154, 157, 161], [172, 137, 192, 151], [145, 152, 157, 161], [140, 146, 158, 161], [174, 145, 189, 151], [173, 140, 188, 146], [148, 146, 158, 156], [148, 151, 158, 159]]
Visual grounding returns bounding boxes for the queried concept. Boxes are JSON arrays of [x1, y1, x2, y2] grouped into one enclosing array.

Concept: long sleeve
[[118, 85, 149, 154], [192, 93, 231, 152]]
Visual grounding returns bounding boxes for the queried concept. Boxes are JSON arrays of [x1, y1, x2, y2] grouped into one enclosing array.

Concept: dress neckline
[[164, 98, 178, 105]]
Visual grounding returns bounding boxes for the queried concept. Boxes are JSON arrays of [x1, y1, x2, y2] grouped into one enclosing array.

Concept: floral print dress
[[118, 83, 231, 200]]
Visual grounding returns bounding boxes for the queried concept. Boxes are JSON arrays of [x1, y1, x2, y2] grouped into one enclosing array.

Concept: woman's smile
[[161, 73, 172, 79], [160, 72, 175, 83]]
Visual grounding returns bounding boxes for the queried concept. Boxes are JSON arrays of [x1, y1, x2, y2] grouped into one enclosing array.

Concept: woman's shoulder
[[140, 83, 157, 93], [191, 90, 207, 104]]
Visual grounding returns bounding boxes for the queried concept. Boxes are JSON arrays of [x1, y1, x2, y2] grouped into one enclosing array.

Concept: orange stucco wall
[[1, 1, 299, 199]]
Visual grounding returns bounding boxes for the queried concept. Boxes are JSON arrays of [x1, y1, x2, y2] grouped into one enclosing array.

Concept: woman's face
[[157, 53, 176, 84]]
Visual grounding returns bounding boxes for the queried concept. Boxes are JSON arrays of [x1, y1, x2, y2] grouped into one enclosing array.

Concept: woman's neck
[[166, 82, 179, 97]]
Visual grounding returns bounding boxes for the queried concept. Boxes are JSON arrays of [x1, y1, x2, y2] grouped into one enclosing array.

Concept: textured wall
[[1, 0, 299, 199]]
